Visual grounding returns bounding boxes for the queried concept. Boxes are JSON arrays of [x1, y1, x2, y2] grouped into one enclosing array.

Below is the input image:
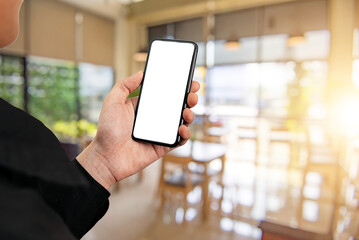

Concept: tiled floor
[[82, 122, 359, 240], [82, 160, 263, 240], [81, 161, 332, 239]]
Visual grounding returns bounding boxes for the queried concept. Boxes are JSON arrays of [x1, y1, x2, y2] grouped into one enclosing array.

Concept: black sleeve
[[0, 98, 111, 238], [38, 159, 111, 239]]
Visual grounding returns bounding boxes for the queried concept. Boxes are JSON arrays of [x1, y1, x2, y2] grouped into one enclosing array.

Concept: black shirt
[[0, 98, 110, 239]]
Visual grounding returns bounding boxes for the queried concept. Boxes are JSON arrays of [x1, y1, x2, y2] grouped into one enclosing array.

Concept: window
[[79, 63, 113, 123], [259, 34, 288, 62], [353, 28, 359, 88], [0, 53, 115, 128], [207, 64, 260, 106], [27, 56, 78, 125], [213, 37, 259, 65], [298, 61, 328, 119], [0, 54, 24, 109], [206, 61, 327, 118], [259, 62, 296, 116], [191, 66, 206, 115], [260, 30, 330, 62], [196, 42, 206, 66], [205, 30, 330, 117]]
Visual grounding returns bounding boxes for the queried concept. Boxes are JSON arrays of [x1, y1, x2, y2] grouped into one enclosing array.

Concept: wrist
[[76, 141, 116, 190]]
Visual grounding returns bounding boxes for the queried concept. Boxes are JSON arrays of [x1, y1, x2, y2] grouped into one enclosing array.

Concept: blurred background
[[1, 0, 359, 239]]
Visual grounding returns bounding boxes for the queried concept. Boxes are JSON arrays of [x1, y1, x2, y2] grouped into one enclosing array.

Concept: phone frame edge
[[131, 38, 199, 148]]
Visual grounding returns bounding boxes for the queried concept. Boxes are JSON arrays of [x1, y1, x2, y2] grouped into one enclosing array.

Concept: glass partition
[[78, 62, 113, 123]]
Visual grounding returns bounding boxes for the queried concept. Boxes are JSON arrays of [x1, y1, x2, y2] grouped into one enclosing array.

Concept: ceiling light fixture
[[287, 33, 306, 47], [225, 36, 241, 51]]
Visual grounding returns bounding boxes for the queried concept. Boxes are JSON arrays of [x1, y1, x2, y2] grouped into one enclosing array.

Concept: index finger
[[190, 81, 200, 93]]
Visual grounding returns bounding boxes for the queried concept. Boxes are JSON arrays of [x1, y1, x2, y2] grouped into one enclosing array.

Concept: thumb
[[115, 71, 143, 103]]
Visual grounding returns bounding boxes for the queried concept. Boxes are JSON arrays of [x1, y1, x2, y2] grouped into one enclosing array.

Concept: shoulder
[[0, 98, 87, 186]]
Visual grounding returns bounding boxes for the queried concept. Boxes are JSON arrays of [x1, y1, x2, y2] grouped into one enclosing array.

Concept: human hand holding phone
[[77, 71, 200, 190]]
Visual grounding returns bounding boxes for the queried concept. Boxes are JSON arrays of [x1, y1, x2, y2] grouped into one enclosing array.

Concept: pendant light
[[287, 33, 306, 47], [225, 35, 241, 51]]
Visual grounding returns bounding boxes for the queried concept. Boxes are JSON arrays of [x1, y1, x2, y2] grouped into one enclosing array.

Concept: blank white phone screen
[[133, 40, 195, 145]]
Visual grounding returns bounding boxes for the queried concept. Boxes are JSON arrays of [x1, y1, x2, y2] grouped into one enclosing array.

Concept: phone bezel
[[131, 38, 198, 147]]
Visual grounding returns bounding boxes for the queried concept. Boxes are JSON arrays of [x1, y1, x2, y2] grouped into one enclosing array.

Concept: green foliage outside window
[[0, 55, 24, 109], [28, 59, 79, 126], [53, 119, 97, 142], [0, 54, 118, 142]]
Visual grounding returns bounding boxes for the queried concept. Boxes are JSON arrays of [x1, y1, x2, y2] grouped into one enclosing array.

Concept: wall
[[0, 0, 115, 68]]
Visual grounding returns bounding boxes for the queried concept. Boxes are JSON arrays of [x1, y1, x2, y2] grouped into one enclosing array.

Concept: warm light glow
[[133, 52, 147, 62], [331, 95, 359, 137], [287, 35, 306, 47], [302, 200, 319, 222], [225, 40, 241, 51]]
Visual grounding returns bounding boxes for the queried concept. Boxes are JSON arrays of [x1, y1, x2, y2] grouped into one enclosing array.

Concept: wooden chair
[[351, 144, 359, 200], [201, 115, 224, 142], [158, 154, 204, 223], [203, 127, 227, 143], [297, 125, 340, 232], [237, 124, 260, 163], [189, 154, 227, 217], [301, 126, 339, 202], [268, 126, 294, 168]]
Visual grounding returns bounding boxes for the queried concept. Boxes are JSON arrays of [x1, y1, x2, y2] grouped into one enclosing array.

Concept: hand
[[77, 71, 200, 189]]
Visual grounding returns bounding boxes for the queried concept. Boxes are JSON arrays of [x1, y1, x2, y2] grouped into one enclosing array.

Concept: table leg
[[202, 163, 209, 220]]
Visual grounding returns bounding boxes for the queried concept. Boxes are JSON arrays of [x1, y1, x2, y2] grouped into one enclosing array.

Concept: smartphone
[[132, 39, 198, 147]]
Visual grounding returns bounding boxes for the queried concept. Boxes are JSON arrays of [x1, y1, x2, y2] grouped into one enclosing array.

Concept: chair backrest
[[160, 154, 195, 190], [162, 154, 192, 165], [269, 126, 292, 142]]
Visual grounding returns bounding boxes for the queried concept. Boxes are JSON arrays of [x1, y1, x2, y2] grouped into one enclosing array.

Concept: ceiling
[[57, 0, 143, 19]]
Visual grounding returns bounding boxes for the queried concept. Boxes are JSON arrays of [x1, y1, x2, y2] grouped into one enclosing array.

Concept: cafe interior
[[1, 0, 359, 239]]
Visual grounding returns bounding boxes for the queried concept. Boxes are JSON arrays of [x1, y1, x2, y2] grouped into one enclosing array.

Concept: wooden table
[[169, 140, 226, 220], [259, 221, 333, 240]]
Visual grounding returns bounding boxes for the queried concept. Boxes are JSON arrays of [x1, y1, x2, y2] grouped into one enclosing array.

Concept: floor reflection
[[83, 117, 359, 240]]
